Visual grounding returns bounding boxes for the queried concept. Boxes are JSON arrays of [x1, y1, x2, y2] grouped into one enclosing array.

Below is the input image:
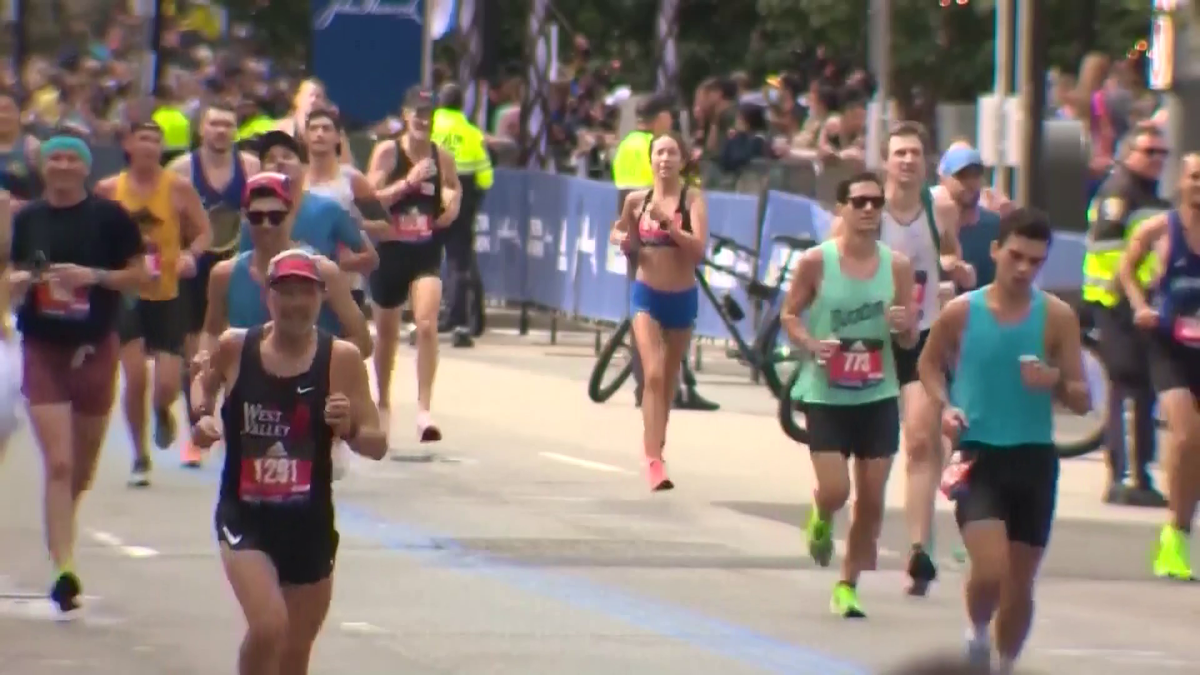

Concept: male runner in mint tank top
[[781, 172, 919, 619], [918, 208, 1090, 674]]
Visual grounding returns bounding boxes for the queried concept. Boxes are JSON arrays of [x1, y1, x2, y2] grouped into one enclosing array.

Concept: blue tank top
[[1154, 209, 1200, 347], [950, 288, 1054, 447], [191, 152, 247, 210], [226, 251, 343, 334]]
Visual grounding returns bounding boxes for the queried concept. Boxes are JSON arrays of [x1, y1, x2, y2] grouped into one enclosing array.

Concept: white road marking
[[86, 530, 159, 559], [539, 452, 633, 474], [340, 621, 388, 634]]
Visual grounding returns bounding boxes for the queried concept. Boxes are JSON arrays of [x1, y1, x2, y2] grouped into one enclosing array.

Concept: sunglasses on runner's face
[[848, 196, 884, 210], [246, 210, 289, 227]]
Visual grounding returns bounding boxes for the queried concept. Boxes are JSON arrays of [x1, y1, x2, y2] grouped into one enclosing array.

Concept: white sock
[[966, 622, 989, 643], [995, 654, 1015, 674]]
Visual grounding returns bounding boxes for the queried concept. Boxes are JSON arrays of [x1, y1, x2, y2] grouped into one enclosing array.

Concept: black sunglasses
[[245, 210, 289, 227], [847, 195, 885, 210]]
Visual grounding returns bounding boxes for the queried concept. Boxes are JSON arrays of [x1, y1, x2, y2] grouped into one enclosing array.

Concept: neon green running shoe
[[830, 582, 866, 619], [1153, 525, 1195, 581], [806, 509, 834, 567]]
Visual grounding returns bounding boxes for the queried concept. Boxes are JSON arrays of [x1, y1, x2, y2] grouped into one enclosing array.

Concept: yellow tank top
[[115, 172, 182, 301]]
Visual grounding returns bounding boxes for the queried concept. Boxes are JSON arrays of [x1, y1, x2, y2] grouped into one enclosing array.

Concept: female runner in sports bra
[[609, 132, 708, 490]]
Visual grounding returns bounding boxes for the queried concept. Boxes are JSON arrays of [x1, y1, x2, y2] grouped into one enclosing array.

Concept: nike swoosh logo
[[297, 387, 315, 394], [221, 526, 242, 545]]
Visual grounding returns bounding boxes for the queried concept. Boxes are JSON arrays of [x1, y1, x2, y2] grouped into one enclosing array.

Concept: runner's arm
[[346, 170, 389, 253], [239, 153, 262, 176], [172, 176, 212, 257], [93, 176, 117, 199], [780, 248, 825, 353], [319, 258, 373, 358], [165, 153, 192, 178], [611, 190, 645, 245], [365, 140, 398, 190], [891, 251, 920, 349], [434, 147, 461, 226], [933, 193, 972, 286], [1117, 212, 1169, 314], [329, 340, 387, 460], [197, 260, 233, 362], [917, 296, 969, 408], [668, 188, 707, 263], [191, 328, 245, 416], [1047, 296, 1091, 415]]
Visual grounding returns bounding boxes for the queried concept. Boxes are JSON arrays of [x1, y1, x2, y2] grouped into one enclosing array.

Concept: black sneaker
[[675, 390, 720, 411], [906, 545, 937, 596], [1125, 485, 1168, 508], [153, 406, 177, 450], [49, 571, 82, 615], [1103, 482, 1131, 505]]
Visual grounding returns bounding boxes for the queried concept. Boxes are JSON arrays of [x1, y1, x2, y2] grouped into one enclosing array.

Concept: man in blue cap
[[933, 143, 1003, 289]]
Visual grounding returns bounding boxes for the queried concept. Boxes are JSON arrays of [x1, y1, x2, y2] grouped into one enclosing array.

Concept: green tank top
[[794, 240, 900, 405]]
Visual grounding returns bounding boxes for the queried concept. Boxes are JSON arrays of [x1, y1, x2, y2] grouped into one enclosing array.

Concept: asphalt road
[[0, 332, 1194, 675]]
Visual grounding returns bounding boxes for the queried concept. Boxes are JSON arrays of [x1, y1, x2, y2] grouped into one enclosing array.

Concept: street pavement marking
[[539, 452, 633, 474], [86, 529, 159, 559], [340, 621, 388, 634]]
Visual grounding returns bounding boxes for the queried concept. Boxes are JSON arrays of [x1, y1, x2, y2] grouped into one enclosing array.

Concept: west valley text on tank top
[[880, 207, 940, 330]]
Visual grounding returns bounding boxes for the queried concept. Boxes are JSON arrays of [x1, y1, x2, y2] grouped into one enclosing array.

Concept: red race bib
[[34, 281, 89, 319], [826, 339, 885, 389], [144, 244, 162, 279], [393, 212, 433, 242], [1174, 317, 1200, 346], [238, 455, 313, 501]]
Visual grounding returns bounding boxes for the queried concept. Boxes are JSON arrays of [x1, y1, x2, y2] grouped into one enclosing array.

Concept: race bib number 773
[[826, 339, 885, 389]]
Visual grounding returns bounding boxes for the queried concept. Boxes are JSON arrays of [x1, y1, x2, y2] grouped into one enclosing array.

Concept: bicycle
[[588, 233, 817, 403]]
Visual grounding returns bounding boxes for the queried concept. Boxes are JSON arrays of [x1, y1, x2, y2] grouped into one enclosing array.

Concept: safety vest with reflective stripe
[[1081, 205, 1162, 307], [431, 109, 494, 190]]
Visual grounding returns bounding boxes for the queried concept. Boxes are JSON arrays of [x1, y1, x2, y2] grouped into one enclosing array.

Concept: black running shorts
[[118, 297, 186, 355], [214, 502, 339, 586], [805, 397, 900, 460], [368, 242, 442, 309], [953, 443, 1059, 548], [893, 330, 930, 386], [1146, 330, 1200, 398]]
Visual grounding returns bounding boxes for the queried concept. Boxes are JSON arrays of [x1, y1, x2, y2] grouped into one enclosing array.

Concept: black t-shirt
[[12, 195, 143, 345]]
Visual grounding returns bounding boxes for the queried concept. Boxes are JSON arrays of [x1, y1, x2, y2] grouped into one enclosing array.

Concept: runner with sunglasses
[[190, 249, 386, 675], [782, 171, 918, 618], [197, 173, 372, 373]]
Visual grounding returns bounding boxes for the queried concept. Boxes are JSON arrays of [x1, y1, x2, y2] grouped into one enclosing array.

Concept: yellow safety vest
[[1081, 203, 1161, 307], [236, 116, 276, 141], [431, 109, 494, 190], [152, 107, 192, 151], [612, 130, 653, 189]]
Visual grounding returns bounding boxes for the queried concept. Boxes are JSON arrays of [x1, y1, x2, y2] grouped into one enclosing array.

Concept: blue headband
[[41, 136, 93, 167]]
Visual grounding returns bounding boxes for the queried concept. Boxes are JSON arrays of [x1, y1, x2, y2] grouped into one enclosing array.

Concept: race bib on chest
[[1174, 316, 1200, 347], [393, 211, 433, 243], [144, 242, 162, 279], [826, 338, 885, 389], [34, 281, 89, 319], [236, 400, 315, 503]]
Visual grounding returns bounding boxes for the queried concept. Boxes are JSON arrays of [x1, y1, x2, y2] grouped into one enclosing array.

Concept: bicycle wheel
[[754, 313, 804, 400], [778, 364, 809, 444], [588, 320, 636, 403], [1055, 334, 1107, 458]]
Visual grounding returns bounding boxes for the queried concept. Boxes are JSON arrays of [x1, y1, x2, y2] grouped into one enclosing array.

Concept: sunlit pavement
[[0, 332, 1195, 674]]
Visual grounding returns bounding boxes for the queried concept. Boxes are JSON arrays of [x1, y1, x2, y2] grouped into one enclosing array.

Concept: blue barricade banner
[[757, 191, 833, 296], [696, 192, 760, 339], [311, 0, 424, 124], [569, 179, 625, 323], [469, 170, 1087, 345]]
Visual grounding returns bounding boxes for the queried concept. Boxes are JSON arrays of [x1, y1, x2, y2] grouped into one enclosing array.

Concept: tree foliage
[[220, 0, 1154, 103]]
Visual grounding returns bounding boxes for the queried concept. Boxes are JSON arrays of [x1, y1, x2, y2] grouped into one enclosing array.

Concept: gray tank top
[[307, 165, 364, 288]]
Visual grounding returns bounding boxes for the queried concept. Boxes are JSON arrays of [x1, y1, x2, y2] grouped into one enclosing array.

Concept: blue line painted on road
[[102, 412, 868, 675]]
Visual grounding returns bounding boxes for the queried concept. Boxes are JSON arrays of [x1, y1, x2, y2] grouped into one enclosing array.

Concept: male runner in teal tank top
[[917, 208, 1090, 673], [781, 172, 920, 618]]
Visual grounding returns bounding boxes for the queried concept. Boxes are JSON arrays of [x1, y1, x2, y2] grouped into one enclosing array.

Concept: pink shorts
[[22, 334, 119, 416]]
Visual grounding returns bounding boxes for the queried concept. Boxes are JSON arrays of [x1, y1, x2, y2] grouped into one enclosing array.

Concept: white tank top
[[880, 204, 940, 330], [307, 165, 365, 289]]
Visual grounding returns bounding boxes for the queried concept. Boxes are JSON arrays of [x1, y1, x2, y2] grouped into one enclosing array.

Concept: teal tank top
[[951, 288, 1054, 447], [794, 240, 899, 405], [226, 251, 343, 334]]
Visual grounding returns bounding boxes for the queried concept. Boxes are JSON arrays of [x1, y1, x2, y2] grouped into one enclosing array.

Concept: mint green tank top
[[793, 240, 900, 405]]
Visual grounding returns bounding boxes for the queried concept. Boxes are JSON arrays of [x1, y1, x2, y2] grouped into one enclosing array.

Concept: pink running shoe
[[417, 411, 442, 442], [646, 459, 674, 492]]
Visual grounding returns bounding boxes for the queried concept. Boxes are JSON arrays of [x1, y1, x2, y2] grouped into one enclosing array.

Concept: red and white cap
[[267, 249, 323, 286], [243, 172, 294, 209]]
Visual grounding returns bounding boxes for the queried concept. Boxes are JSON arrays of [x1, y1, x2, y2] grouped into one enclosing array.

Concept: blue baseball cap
[[938, 146, 984, 177]]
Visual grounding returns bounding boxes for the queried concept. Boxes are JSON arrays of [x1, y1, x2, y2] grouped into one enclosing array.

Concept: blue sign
[[311, 0, 425, 124]]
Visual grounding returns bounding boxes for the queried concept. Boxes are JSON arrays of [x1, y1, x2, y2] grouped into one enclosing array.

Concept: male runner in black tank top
[[365, 85, 461, 443], [189, 249, 386, 675]]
